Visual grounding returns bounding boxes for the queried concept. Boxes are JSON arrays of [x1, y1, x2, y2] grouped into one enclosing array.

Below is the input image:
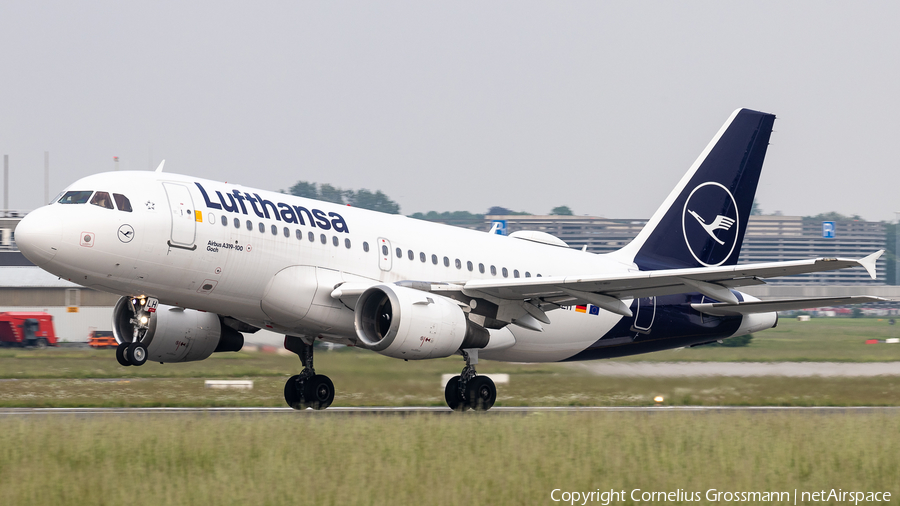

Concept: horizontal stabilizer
[[692, 296, 889, 316]]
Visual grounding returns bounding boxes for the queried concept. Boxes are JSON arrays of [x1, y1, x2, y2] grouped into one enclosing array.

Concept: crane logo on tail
[[687, 210, 735, 245], [681, 182, 739, 267]]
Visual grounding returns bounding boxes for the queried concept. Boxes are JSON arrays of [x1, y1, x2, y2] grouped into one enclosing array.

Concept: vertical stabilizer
[[612, 108, 775, 270]]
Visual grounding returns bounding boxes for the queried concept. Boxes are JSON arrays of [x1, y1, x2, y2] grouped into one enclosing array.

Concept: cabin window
[[283, 227, 290, 238], [308, 231, 315, 242], [432, 254, 439, 265], [271, 224, 278, 235], [490, 265, 497, 276], [502, 267, 508, 278], [296, 230, 302, 239], [363, 242, 370, 252], [234, 218, 240, 228], [420, 252, 426, 263], [320, 234, 327, 244], [345, 238, 351, 249], [332, 236, 339, 247], [467, 261, 473, 272], [382, 245, 389, 256], [258, 223, 265, 233], [513, 269, 519, 278], [396, 247, 402, 258], [478, 263, 485, 274], [58, 191, 92, 204], [221, 216, 228, 226], [90, 192, 114, 209], [525, 272, 531, 278], [246, 220, 253, 231], [113, 194, 132, 212], [408, 250, 414, 261], [455, 259, 461, 269], [536, 274, 542, 277]]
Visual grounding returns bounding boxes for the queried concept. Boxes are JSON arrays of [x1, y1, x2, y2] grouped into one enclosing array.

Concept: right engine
[[354, 284, 489, 360], [111, 296, 243, 364]]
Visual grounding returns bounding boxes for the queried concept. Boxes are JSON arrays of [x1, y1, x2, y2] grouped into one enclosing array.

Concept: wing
[[454, 250, 884, 323]]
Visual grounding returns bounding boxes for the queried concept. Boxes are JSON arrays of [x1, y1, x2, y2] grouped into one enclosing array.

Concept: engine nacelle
[[112, 297, 243, 363], [354, 284, 489, 360]]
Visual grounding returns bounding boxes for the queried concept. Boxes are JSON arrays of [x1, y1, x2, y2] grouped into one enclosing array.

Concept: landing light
[[140, 316, 149, 324], [653, 396, 664, 404]]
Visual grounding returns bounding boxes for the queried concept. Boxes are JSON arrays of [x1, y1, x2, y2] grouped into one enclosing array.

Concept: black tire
[[116, 343, 132, 367], [127, 342, 148, 366], [466, 376, 496, 411], [444, 375, 464, 411], [35, 338, 48, 349], [306, 375, 334, 410], [284, 375, 306, 409]]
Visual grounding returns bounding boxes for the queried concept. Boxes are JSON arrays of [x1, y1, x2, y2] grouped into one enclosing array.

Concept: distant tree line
[[285, 181, 401, 214], [286, 180, 576, 221]]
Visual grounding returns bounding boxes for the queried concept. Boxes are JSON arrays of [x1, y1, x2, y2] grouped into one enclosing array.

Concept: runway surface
[[3, 406, 900, 416], [578, 361, 900, 377]]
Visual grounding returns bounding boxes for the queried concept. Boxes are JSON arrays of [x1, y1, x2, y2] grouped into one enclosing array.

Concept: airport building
[[485, 214, 888, 285]]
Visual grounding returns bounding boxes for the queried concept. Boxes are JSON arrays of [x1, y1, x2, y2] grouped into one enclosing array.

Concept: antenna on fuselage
[[155, 160, 165, 173]]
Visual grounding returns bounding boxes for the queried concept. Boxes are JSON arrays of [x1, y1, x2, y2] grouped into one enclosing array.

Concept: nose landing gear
[[116, 297, 157, 367], [444, 350, 496, 411], [283, 336, 335, 410]]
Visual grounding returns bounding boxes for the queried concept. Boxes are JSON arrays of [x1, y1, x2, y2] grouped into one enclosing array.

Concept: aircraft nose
[[16, 207, 62, 267]]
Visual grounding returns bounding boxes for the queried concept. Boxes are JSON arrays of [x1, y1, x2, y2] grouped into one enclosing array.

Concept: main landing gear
[[444, 349, 496, 411], [283, 336, 335, 410], [115, 297, 157, 367]]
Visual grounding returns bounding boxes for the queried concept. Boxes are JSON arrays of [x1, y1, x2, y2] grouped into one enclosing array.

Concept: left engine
[[111, 296, 243, 364], [354, 284, 489, 360]]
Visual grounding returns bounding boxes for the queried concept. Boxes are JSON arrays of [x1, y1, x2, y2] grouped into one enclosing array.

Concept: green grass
[[2, 411, 898, 505]]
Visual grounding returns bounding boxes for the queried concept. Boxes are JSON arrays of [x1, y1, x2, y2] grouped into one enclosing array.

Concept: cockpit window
[[90, 191, 114, 209], [113, 193, 132, 212], [58, 191, 93, 204]]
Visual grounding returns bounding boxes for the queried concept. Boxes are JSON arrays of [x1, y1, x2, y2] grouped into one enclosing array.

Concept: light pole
[[895, 212, 900, 285]]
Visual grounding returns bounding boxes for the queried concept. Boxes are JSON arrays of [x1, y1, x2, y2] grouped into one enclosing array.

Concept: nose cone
[[16, 207, 62, 267]]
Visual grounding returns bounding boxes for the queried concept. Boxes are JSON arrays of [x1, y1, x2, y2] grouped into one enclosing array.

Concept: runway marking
[[578, 361, 900, 377], [2, 406, 900, 415]]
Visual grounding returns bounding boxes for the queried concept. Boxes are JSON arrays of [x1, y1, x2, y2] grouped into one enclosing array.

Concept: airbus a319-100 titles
[[15, 108, 884, 411]]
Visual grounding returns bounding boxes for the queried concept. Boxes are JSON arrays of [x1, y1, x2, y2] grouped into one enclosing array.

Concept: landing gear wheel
[[466, 376, 496, 411], [284, 375, 305, 409], [306, 375, 334, 410], [126, 342, 148, 366], [444, 375, 465, 411], [116, 343, 132, 367]]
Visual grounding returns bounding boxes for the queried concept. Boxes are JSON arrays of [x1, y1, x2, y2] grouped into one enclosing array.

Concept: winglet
[[859, 249, 884, 279], [155, 160, 166, 173]]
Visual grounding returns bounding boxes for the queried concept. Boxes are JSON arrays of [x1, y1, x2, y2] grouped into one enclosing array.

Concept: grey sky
[[1, 1, 898, 221]]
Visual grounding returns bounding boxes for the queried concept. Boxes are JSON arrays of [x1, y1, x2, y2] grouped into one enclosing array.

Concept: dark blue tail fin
[[613, 108, 775, 270]]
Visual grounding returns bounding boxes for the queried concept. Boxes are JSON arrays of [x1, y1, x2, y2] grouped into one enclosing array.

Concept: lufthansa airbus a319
[[15, 109, 884, 411]]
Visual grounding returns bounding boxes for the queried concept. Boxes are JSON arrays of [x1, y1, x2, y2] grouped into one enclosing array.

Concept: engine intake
[[112, 297, 243, 363], [354, 284, 489, 360]]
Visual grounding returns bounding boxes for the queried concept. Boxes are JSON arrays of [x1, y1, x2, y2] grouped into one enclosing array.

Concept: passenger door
[[163, 182, 197, 250]]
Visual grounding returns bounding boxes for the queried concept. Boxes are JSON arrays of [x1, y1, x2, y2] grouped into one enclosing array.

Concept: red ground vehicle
[[0, 312, 57, 347]]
